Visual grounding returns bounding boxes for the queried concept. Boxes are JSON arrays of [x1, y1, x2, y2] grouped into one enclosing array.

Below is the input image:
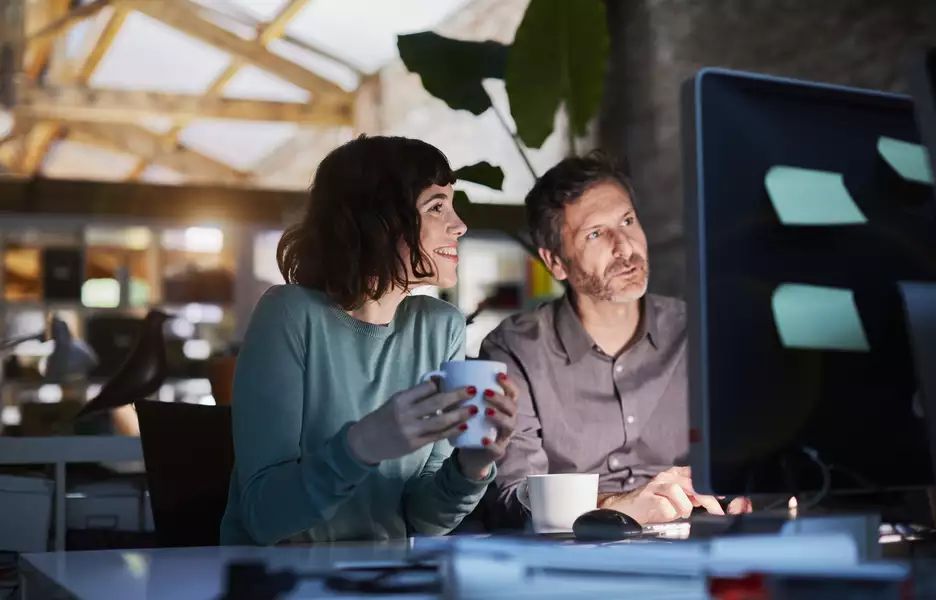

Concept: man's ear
[[538, 247, 568, 281]]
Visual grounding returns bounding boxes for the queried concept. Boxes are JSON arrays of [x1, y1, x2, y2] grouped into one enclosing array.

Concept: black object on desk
[[219, 558, 441, 599], [572, 509, 642, 541], [76, 309, 170, 419]]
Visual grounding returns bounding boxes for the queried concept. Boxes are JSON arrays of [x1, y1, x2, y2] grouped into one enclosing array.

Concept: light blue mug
[[421, 359, 505, 448]]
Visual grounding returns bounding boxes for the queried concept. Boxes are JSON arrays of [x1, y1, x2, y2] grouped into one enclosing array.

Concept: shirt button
[[615, 365, 624, 373], [627, 477, 636, 485], [626, 415, 635, 424], [609, 457, 620, 470]]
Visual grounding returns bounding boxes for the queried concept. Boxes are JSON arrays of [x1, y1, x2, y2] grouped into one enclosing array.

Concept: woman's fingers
[[485, 406, 516, 436], [395, 380, 442, 408], [496, 373, 520, 400], [481, 391, 517, 418], [410, 387, 473, 419], [429, 420, 475, 444], [414, 405, 473, 436]]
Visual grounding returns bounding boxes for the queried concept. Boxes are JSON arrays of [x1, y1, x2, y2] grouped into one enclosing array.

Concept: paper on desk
[[771, 284, 870, 352], [878, 136, 934, 185], [765, 166, 867, 225]]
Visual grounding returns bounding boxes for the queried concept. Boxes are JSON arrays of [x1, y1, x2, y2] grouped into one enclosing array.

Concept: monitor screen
[[682, 69, 936, 496], [910, 47, 936, 207]]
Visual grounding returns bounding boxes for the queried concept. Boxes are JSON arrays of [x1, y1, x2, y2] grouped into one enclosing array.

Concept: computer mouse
[[572, 508, 643, 541]]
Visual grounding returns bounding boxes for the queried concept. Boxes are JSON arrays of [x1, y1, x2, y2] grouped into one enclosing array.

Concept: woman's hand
[[456, 372, 519, 480], [348, 380, 476, 465]]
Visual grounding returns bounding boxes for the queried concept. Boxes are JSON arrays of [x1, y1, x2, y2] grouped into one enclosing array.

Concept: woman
[[220, 135, 519, 545]]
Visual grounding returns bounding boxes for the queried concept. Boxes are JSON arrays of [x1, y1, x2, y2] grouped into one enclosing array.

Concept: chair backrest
[[136, 401, 234, 547]]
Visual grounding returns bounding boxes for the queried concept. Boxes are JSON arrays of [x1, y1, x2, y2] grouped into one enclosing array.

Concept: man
[[479, 151, 750, 528]]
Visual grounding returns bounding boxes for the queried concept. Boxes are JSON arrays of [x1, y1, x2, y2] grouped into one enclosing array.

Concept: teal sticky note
[[765, 166, 867, 225], [771, 284, 870, 352], [877, 137, 934, 185]]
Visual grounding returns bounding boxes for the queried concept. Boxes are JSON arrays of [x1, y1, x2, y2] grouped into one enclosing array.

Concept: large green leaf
[[397, 32, 509, 116], [454, 161, 504, 190], [505, 0, 610, 148]]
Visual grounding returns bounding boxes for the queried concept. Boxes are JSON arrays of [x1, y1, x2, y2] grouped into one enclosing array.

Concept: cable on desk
[[762, 446, 831, 512], [797, 446, 831, 511]]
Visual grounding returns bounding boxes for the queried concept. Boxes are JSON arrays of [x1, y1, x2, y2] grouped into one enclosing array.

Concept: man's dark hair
[[525, 150, 635, 257], [277, 135, 456, 310]]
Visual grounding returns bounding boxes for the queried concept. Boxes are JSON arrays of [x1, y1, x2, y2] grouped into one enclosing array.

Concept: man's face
[[541, 181, 650, 303]]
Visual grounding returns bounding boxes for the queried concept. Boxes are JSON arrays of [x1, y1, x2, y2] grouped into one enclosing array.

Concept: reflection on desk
[[19, 540, 447, 600]]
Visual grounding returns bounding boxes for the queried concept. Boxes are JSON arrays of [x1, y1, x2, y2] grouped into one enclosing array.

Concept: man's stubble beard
[[564, 254, 650, 303]]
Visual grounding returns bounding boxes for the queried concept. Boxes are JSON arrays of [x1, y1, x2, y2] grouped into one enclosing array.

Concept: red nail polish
[[497, 373, 507, 381], [468, 406, 479, 415], [466, 386, 477, 395], [459, 424, 468, 431], [486, 408, 495, 416], [482, 438, 491, 446], [483, 389, 495, 398]]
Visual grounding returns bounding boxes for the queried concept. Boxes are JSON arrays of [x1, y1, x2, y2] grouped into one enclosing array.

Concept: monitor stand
[[897, 282, 936, 494]]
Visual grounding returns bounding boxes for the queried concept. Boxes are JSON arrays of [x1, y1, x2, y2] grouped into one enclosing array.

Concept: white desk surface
[[19, 540, 446, 600]]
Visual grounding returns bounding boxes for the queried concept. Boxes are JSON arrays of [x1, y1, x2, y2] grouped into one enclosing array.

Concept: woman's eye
[[586, 230, 600, 240], [429, 203, 444, 213], [623, 217, 635, 226]]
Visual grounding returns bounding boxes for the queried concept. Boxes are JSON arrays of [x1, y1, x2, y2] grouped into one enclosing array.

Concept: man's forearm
[[597, 491, 634, 509]]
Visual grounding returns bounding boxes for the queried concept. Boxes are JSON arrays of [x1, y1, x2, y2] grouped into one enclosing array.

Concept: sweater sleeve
[[231, 289, 378, 545], [401, 314, 494, 535]]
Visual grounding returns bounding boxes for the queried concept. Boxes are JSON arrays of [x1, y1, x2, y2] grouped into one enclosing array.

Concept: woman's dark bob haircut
[[277, 135, 456, 310]]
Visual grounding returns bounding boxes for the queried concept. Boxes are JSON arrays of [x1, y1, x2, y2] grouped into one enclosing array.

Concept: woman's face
[[412, 183, 466, 288]]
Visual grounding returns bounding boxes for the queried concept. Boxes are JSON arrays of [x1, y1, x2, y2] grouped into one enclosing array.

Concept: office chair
[[137, 401, 234, 547]]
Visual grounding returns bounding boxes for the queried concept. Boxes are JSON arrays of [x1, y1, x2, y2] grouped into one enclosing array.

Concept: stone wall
[[598, 0, 936, 298]]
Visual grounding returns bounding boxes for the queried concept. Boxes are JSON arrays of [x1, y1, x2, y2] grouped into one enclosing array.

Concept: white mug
[[420, 359, 505, 448], [517, 473, 599, 534]]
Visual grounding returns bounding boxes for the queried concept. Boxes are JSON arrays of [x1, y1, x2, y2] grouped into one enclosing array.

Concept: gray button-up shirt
[[478, 292, 688, 527]]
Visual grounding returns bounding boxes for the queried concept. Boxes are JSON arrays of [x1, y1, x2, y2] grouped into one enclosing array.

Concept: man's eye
[[586, 231, 600, 240], [623, 217, 635, 226]]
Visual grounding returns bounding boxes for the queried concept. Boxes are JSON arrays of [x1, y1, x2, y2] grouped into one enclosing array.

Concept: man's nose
[[611, 230, 635, 258]]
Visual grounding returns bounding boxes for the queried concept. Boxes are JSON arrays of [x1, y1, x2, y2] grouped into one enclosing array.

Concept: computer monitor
[[681, 68, 936, 497], [909, 48, 936, 195]]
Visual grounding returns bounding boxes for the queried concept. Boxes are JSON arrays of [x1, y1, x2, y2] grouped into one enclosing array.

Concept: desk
[[0, 436, 144, 552], [19, 536, 926, 599], [19, 542, 442, 600]]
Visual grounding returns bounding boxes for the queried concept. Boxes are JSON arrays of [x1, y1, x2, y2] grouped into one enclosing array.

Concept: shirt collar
[[554, 292, 659, 364]]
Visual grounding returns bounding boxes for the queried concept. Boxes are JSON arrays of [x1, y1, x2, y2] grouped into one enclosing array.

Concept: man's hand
[[599, 467, 749, 524], [725, 496, 753, 515]]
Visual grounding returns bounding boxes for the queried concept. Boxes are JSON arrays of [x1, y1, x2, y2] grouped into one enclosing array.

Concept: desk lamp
[[43, 317, 99, 383], [0, 316, 98, 378]]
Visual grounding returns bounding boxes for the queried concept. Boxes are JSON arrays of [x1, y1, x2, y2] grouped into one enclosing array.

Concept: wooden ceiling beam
[[16, 3, 131, 179], [66, 122, 247, 184], [26, 0, 112, 45], [20, 85, 352, 125], [77, 6, 131, 82], [123, 0, 347, 101], [0, 178, 526, 234], [0, 178, 300, 224], [24, 0, 72, 80], [15, 122, 60, 174], [126, 0, 315, 181]]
